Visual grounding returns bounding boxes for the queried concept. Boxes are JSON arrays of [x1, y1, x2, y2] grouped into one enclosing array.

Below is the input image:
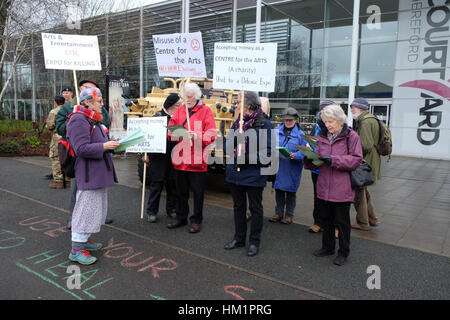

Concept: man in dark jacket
[[143, 93, 181, 223], [224, 91, 273, 257]]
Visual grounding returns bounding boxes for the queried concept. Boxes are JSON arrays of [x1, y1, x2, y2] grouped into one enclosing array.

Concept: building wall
[[1, 0, 449, 159]]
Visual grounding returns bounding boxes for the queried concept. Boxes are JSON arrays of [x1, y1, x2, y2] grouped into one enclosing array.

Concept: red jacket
[[168, 100, 217, 172]]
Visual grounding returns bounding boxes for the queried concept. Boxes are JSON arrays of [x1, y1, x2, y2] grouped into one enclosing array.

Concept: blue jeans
[[275, 189, 296, 218]]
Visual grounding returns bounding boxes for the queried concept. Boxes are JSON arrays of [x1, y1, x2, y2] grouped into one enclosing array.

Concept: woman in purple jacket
[[304, 104, 363, 266], [66, 88, 120, 265]]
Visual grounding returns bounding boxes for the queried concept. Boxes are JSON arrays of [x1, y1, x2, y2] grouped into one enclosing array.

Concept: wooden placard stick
[[182, 78, 193, 147], [140, 152, 147, 219], [73, 70, 80, 105]]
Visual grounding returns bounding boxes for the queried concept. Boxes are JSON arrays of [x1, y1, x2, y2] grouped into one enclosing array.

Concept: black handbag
[[346, 137, 374, 189], [350, 161, 374, 189]]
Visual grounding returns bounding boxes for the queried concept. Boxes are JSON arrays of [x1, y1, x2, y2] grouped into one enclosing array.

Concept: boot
[[48, 181, 64, 189]]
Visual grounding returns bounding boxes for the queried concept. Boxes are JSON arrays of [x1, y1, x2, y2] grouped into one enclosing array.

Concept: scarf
[[73, 105, 103, 123], [72, 105, 108, 134], [233, 108, 263, 157], [233, 108, 263, 132]]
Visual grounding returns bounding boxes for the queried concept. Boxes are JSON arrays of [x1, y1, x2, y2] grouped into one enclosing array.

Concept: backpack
[[57, 113, 94, 184], [362, 115, 392, 156]]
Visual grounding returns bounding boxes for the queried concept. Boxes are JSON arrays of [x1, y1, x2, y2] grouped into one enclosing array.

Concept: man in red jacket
[[167, 82, 217, 233]]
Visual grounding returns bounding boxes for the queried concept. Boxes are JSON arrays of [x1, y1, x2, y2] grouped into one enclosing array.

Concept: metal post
[[347, 0, 360, 126], [232, 0, 237, 42], [31, 34, 36, 122], [255, 0, 262, 43], [182, 0, 190, 33], [13, 65, 18, 120], [139, 7, 143, 96]]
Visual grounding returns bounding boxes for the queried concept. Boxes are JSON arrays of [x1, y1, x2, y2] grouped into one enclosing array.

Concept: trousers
[[275, 189, 296, 218], [146, 179, 177, 216], [229, 184, 264, 247], [311, 172, 323, 227], [175, 170, 206, 224], [319, 199, 351, 257], [354, 187, 379, 227]]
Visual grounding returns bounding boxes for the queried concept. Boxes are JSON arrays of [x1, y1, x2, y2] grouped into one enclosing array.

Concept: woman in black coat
[[143, 93, 181, 222]]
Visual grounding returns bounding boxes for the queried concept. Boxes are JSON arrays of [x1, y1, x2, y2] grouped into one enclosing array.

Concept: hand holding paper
[[114, 128, 147, 152], [296, 145, 324, 166]]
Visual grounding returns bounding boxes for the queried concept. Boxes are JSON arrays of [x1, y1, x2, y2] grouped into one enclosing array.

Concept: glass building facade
[[1, 0, 449, 159]]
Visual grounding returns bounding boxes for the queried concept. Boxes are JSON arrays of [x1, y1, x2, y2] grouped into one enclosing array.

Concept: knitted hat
[[351, 97, 369, 110], [80, 87, 102, 103], [282, 107, 299, 120], [164, 93, 181, 109], [319, 99, 335, 111]]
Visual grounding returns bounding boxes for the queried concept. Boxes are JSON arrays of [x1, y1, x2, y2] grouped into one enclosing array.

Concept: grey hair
[[183, 82, 202, 100], [319, 104, 347, 125], [243, 91, 261, 110]]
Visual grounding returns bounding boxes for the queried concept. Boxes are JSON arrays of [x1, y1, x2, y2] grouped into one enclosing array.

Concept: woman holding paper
[[66, 87, 119, 265], [269, 107, 307, 224], [303, 104, 362, 266], [167, 83, 217, 233], [224, 91, 273, 257]]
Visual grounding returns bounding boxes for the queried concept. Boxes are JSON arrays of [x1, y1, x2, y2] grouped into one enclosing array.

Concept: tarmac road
[[0, 157, 449, 301]]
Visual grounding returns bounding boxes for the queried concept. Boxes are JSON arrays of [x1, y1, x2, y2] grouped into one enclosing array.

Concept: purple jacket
[[304, 124, 363, 203], [66, 113, 117, 190]]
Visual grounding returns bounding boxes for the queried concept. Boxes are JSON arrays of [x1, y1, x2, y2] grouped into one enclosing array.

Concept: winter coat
[[304, 124, 363, 203], [225, 112, 273, 188], [273, 124, 307, 193], [148, 108, 177, 181], [66, 113, 118, 190], [354, 111, 381, 182], [168, 100, 217, 172]]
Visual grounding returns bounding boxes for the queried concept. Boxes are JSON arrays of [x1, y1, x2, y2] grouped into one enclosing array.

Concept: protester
[[57, 80, 113, 228], [269, 107, 306, 224], [307, 100, 334, 233], [224, 91, 273, 257], [45, 95, 71, 189], [166, 82, 217, 233], [66, 87, 120, 265], [304, 104, 363, 266], [350, 98, 381, 230], [143, 93, 182, 223]]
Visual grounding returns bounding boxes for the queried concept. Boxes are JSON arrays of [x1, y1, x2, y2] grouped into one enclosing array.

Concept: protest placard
[[212, 42, 278, 92], [125, 117, 167, 153], [41, 33, 101, 70], [153, 32, 207, 78]]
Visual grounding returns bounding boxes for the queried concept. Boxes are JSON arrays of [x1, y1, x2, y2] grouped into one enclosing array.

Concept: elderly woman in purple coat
[[304, 104, 363, 266], [66, 87, 120, 265]]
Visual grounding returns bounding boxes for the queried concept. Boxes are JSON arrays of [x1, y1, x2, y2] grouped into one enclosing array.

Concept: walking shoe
[[48, 182, 64, 189], [69, 249, 97, 265], [188, 223, 201, 233], [105, 217, 113, 224], [313, 248, 335, 257], [351, 222, 369, 231], [281, 217, 293, 224], [333, 255, 347, 266], [309, 225, 322, 233], [268, 214, 282, 222], [247, 244, 259, 257], [147, 214, 157, 223], [85, 239, 102, 251], [167, 219, 187, 229]]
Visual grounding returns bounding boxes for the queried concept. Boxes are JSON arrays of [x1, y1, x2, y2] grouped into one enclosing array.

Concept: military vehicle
[[127, 78, 240, 185]]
